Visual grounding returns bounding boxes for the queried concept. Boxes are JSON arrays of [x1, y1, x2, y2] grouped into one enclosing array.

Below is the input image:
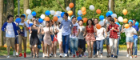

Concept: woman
[[30, 20, 41, 58], [42, 21, 52, 58], [50, 21, 54, 57], [84, 19, 96, 58], [121, 22, 137, 59]]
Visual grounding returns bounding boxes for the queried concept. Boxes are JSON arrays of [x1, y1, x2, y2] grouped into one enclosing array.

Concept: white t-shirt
[[57, 26, 62, 40], [70, 23, 79, 38], [6, 23, 15, 38], [78, 26, 85, 39], [19, 22, 29, 37], [96, 27, 106, 40], [122, 27, 137, 37]]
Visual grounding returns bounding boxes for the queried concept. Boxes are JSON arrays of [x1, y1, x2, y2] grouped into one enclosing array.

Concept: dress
[[30, 27, 41, 46], [85, 25, 95, 41], [43, 27, 52, 45]]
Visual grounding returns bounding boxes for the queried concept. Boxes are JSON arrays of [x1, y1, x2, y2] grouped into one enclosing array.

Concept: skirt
[[53, 35, 58, 43], [85, 33, 96, 41]]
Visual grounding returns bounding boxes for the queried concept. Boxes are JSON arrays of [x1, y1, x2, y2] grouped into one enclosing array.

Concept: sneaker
[[111, 54, 114, 58], [114, 56, 118, 58], [130, 56, 132, 59], [42, 53, 45, 58], [79, 54, 82, 57], [7, 56, 10, 58], [126, 54, 129, 57], [76, 52, 79, 57], [107, 54, 110, 58], [100, 55, 103, 58], [63, 54, 65, 57], [65, 54, 67, 57], [19, 53, 22, 57], [84, 53, 86, 57], [16, 52, 18, 56], [73, 55, 75, 58], [24, 53, 26, 58], [13, 51, 16, 56], [49, 54, 52, 57], [59, 54, 63, 58], [54, 54, 56, 57], [135, 55, 137, 58]]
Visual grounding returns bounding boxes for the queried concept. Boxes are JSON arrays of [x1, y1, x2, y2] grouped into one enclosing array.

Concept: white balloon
[[58, 17, 63, 22], [27, 14, 33, 20], [66, 7, 71, 11], [26, 9, 31, 14], [55, 11, 61, 16], [111, 13, 117, 18], [118, 16, 123, 22], [68, 16, 71, 20], [99, 21, 104, 26], [89, 5, 95, 10], [78, 10, 82, 15], [50, 10, 55, 15], [40, 14, 45, 19]]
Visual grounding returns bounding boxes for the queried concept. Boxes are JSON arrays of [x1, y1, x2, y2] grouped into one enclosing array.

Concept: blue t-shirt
[[132, 25, 139, 38]]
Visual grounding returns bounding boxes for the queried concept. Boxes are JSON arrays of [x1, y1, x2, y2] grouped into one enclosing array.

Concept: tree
[[0, 0, 3, 46], [24, 0, 29, 18]]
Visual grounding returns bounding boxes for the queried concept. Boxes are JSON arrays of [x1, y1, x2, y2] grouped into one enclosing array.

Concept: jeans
[[109, 38, 118, 55], [93, 41, 97, 55], [96, 40, 104, 54], [62, 35, 70, 54], [133, 37, 138, 55], [117, 36, 120, 55], [70, 38, 78, 54]]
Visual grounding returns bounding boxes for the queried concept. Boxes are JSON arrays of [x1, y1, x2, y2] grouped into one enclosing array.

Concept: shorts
[[78, 39, 85, 49], [38, 45, 41, 49], [105, 36, 109, 45], [15, 36, 19, 44], [51, 35, 54, 41], [126, 37, 134, 42], [53, 35, 58, 43]]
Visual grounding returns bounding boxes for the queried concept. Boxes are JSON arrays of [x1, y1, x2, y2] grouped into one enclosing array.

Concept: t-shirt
[[78, 26, 85, 39], [122, 27, 137, 37], [96, 27, 106, 40], [57, 26, 62, 40], [6, 23, 15, 37], [104, 19, 110, 36], [38, 24, 44, 39], [70, 23, 79, 38], [19, 22, 29, 37]]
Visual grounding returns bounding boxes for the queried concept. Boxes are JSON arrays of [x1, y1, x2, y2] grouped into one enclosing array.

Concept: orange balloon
[[124, 24, 129, 29], [69, 3, 74, 8], [114, 18, 117, 22], [81, 7, 86, 12], [96, 24, 101, 29], [44, 17, 50, 21], [83, 18, 88, 23], [53, 16, 58, 22], [123, 9, 128, 15], [123, 18, 128, 23], [82, 11, 86, 15], [67, 10, 73, 16], [96, 9, 101, 14]]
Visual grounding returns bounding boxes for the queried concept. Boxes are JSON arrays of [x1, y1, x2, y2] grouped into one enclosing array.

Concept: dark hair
[[33, 16, 36, 18], [132, 19, 136, 22], [64, 13, 68, 17], [20, 15, 25, 18], [86, 19, 94, 26], [110, 18, 115, 22], [108, 15, 112, 18], [78, 20, 83, 22], [15, 15, 19, 18], [7, 15, 13, 20], [72, 16, 76, 19]]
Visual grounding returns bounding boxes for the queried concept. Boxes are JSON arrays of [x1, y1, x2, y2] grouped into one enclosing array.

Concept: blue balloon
[[128, 20, 133, 23], [77, 16, 82, 21], [106, 11, 113, 17], [135, 21, 139, 26], [108, 11, 113, 15], [57, 16, 60, 18], [115, 22, 120, 25], [38, 18, 43, 23], [15, 18, 21, 23], [61, 12, 65, 18], [99, 15, 104, 20], [32, 11, 37, 16], [22, 14, 26, 18], [45, 10, 50, 16], [29, 23, 33, 27]]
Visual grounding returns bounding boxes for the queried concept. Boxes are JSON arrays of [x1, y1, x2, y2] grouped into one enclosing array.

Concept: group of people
[[1, 12, 140, 59]]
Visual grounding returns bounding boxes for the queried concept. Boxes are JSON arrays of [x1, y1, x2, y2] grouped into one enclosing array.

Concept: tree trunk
[[24, 0, 29, 19], [108, 0, 114, 12], [6, 0, 14, 16], [0, 0, 3, 46]]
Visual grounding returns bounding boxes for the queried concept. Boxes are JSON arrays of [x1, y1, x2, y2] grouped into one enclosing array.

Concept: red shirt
[[108, 24, 119, 39], [86, 25, 94, 33]]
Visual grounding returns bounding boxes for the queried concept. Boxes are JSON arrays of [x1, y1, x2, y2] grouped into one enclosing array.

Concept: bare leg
[[86, 41, 90, 58], [47, 45, 50, 57], [90, 41, 94, 58], [127, 42, 130, 54], [130, 42, 133, 56], [54, 41, 58, 56]]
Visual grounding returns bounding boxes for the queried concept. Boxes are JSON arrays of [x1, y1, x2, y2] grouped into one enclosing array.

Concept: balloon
[[53, 16, 58, 22], [99, 21, 104, 26], [99, 15, 104, 20], [15, 18, 21, 23], [135, 21, 139, 26], [69, 3, 74, 8], [68, 16, 71, 20], [77, 16, 82, 21], [66, 7, 71, 11], [67, 10, 73, 16], [106, 11, 113, 17], [124, 24, 129, 29], [118, 16, 123, 22], [89, 5, 95, 10], [55, 11, 61, 16], [58, 17, 63, 22], [40, 14, 45, 19], [115, 22, 120, 25], [82, 11, 86, 15], [32, 11, 37, 16], [38, 18, 43, 23], [128, 20, 133, 23], [83, 18, 88, 23], [78, 10, 82, 15], [29, 22, 33, 27], [96, 9, 101, 14], [44, 17, 50, 21], [123, 18, 128, 23], [50, 10, 55, 15], [45, 10, 50, 16], [26, 9, 31, 14], [81, 7, 86, 12], [61, 12, 65, 18], [27, 14, 33, 19], [114, 18, 117, 22], [111, 13, 117, 18], [108, 11, 113, 15], [96, 24, 101, 29], [123, 9, 128, 15], [22, 14, 26, 18]]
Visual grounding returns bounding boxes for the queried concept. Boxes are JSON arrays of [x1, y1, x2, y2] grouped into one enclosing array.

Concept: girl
[[84, 19, 96, 58], [121, 22, 137, 59], [50, 21, 54, 57]]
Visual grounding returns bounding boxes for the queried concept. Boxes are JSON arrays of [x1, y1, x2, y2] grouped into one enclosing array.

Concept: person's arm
[[38, 27, 41, 34], [59, 21, 63, 29], [106, 24, 109, 32], [94, 26, 97, 33], [83, 27, 86, 37], [133, 28, 137, 35], [24, 22, 29, 30], [30, 27, 32, 34], [41, 28, 44, 34], [1, 22, 7, 32], [104, 28, 107, 38], [76, 28, 80, 37]]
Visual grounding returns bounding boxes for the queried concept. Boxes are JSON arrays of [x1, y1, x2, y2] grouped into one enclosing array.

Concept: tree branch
[[56, 0, 67, 12]]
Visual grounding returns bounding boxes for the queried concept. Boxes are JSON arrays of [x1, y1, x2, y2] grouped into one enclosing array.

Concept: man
[[18, 15, 29, 58], [1, 15, 18, 58], [132, 19, 139, 58], [59, 13, 73, 57], [107, 18, 119, 58]]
